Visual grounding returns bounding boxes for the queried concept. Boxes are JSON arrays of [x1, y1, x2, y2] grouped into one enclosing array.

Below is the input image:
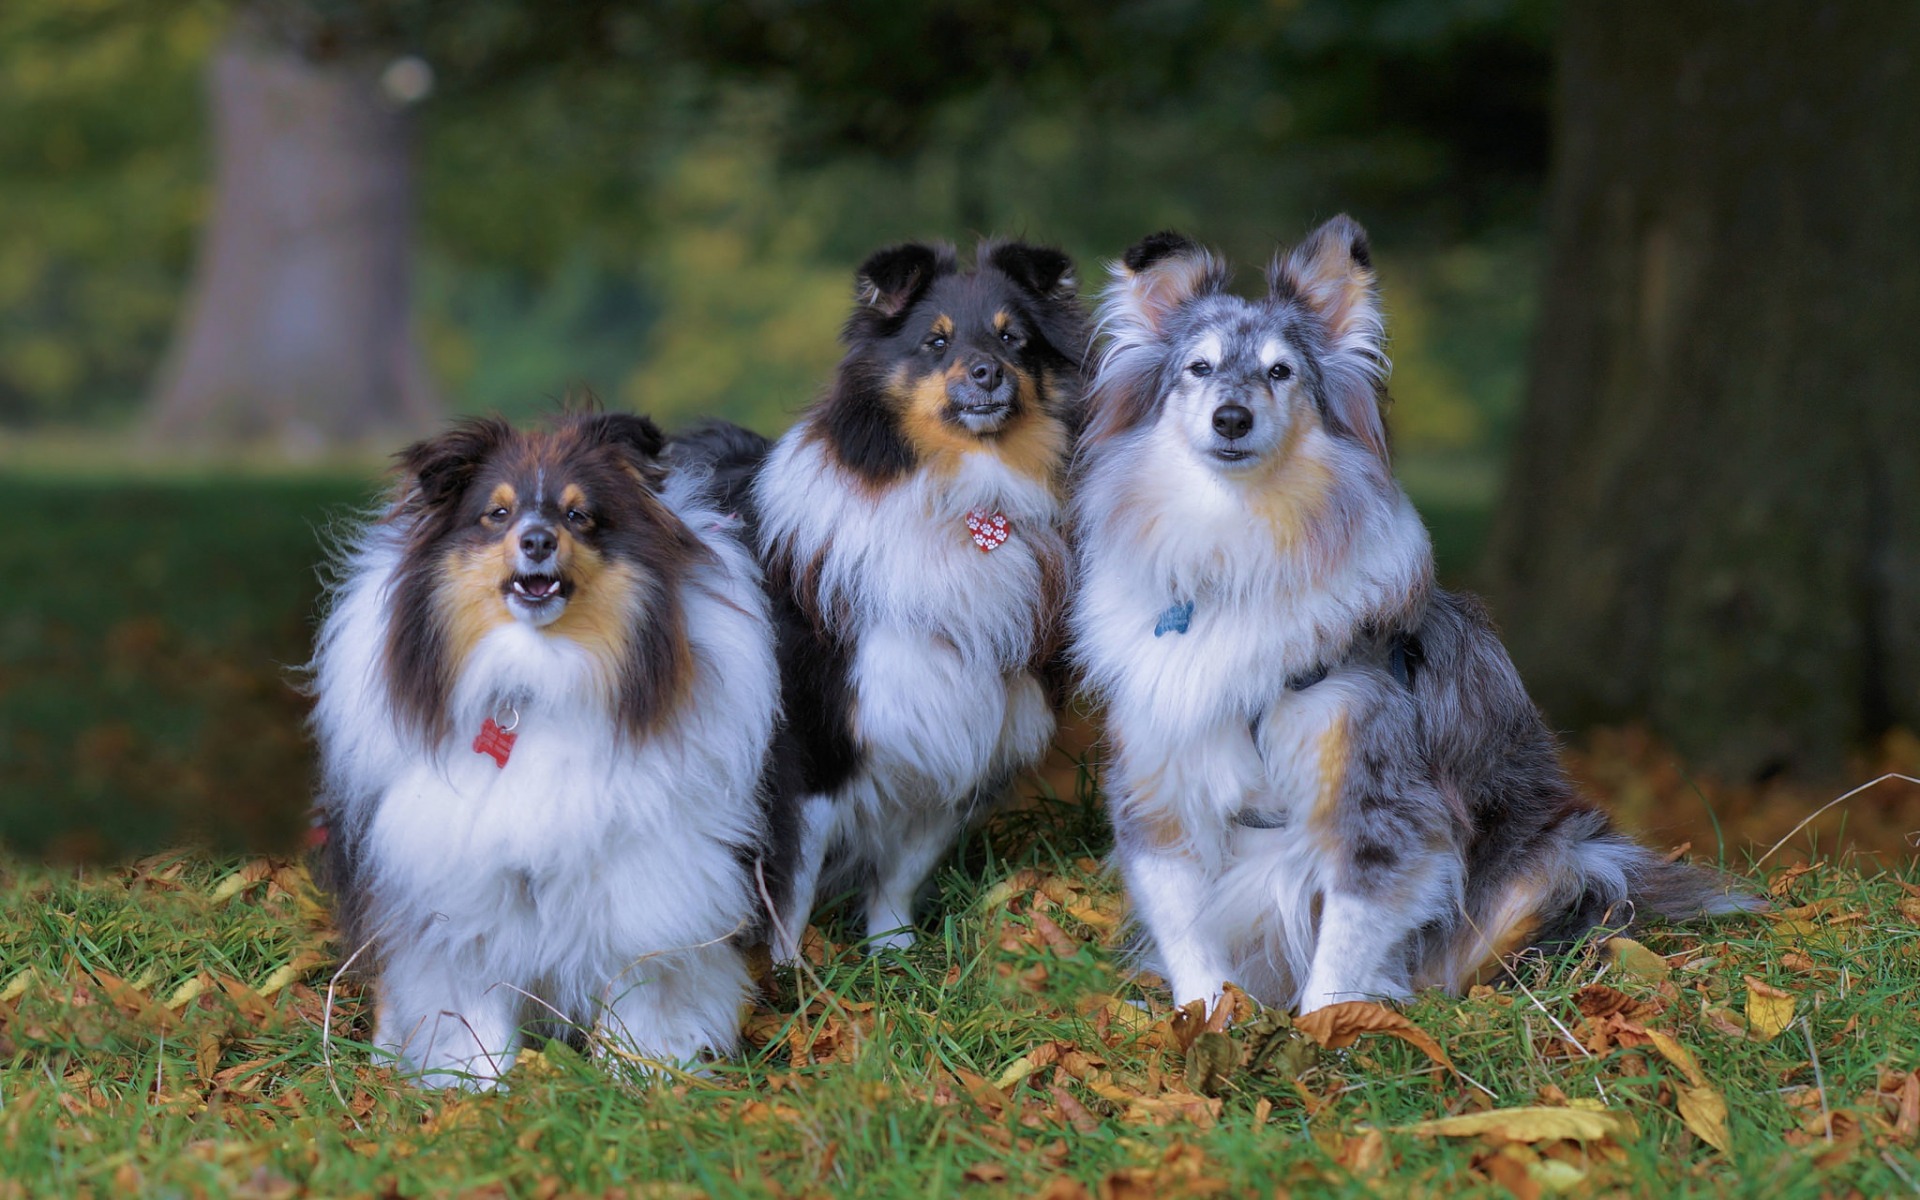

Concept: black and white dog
[[310, 413, 781, 1086], [674, 239, 1087, 959], [1070, 219, 1756, 1014]]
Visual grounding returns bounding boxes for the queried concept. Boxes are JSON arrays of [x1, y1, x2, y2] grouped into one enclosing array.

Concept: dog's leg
[[596, 943, 753, 1070], [1296, 684, 1462, 1013], [771, 794, 837, 966], [863, 809, 956, 953], [1297, 889, 1427, 1011], [1114, 820, 1233, 1010], [373, 950, 522, 1090]]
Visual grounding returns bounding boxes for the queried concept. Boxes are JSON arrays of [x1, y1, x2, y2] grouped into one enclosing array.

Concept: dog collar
[[965, 507, 1011, 553], [472, 707, 519, 768]]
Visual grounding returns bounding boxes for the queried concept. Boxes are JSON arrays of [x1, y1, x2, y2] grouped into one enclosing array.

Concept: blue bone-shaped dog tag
[[1153, 600, 1194, 637]]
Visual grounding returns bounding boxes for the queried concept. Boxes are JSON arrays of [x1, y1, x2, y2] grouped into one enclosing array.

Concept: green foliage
[[0, 1, 221, 423], [0, 0, 1551, 452]]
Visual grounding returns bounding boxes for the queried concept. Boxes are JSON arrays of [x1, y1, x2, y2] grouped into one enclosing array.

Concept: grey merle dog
[[1067, 216, 1757, 1014]]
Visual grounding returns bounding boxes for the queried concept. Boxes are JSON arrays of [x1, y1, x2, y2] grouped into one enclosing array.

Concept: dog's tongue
[[517, 576, 559, 598]]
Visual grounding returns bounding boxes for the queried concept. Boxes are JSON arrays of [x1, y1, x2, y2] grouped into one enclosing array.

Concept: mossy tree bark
[[1482, 3, 1920, 780], [147, 17, 439, 452]]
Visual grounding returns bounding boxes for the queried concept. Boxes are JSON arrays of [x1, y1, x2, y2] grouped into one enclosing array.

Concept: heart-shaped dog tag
[[965, 508, 1011, 553]]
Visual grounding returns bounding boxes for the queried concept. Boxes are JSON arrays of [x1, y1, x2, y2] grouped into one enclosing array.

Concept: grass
[[3, 803, 1919, 1198]]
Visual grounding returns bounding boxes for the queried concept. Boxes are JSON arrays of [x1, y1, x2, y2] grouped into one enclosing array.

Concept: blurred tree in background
[[1486, 2, 1920, 781]]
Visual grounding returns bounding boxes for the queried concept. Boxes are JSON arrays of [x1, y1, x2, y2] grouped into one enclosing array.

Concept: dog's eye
[[565, 508, 592, 528], [1188, 361, 1212, 378], [483, 507, 509, 524], [999, 329, 1019, 344], [1269, 362, 1292, 381], [927, 336, 948, 352]]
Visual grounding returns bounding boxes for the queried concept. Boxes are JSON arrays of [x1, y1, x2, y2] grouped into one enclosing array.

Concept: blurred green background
[[5, 0, 1913, 856]]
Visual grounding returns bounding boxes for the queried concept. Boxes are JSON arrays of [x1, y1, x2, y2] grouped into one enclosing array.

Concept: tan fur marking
[[487, 483, 517, 513], [929, 314, 954, 340], [560, 483, 587, 513], [1426, 876, 1548, 992], [992, 370, 1070, 485], [437, 538, 515, 671], [547, 546, 647, 705], [1244, 423, 1335, 556], [992, 310, 1010, 333], [1309, 711, 1350, 831], [890, 363, 1069, 487]]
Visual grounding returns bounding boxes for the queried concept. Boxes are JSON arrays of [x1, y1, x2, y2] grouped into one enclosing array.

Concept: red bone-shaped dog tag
[[472, 716, 517, 768]]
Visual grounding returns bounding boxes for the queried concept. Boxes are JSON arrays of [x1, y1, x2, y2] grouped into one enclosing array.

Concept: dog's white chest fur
[[311, 478, 778, 1084], [758, 433, 1062, 804]]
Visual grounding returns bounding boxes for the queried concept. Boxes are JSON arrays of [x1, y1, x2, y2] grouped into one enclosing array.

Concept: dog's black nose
[[1212, 404, 1253, 440], [519, 526, 557, 562], [969, 360, 1003, 391]]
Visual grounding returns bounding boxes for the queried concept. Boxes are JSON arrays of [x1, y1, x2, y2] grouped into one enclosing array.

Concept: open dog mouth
[[1211, 448, 1254, 464], [507, 573, 567, 603]]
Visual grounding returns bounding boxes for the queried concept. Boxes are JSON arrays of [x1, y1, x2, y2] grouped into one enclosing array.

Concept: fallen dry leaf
[[1572, 984, 1651, 1022], [1744, 976, 1796, 1042], [1333, 1127, 1387, 1176], [995, 1042, 1065, 1091], [1605, 937, 1671, 982], [1396, 1105, 1637, 1144], [1049, 1084, 1101, 1134], [1295, 1001, 1454, 1073], [1644, 1029, 1705, 1087], [1675, 1083, 1731, 1153]]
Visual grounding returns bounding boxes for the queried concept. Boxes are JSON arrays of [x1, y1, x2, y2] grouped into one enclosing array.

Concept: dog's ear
[[1271, 214, 1389, 462], [395, 417, 512, 508], [854, 242, 954, 318], [575, 411, 668, 485], [988, 242, 1077, 304], [1103, 230, 1229, 339]]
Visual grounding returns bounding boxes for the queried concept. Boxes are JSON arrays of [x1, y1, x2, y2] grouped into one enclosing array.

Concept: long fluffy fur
[[673, 239, 1085, 960], [310, 416, 780, 1087], [1071, 219, 1756, 1013]]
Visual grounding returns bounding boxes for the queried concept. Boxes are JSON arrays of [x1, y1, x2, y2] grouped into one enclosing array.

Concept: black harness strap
[[1235, 629, 1423, 832], [1285, 629, 1421, 694]]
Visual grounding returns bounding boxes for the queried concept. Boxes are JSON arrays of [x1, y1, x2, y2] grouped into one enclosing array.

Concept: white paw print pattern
[[965, 507, 1011, 553]]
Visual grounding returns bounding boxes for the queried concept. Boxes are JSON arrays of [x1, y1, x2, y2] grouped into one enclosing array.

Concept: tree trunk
[[1482, 2, 1920, 780], [147, 24, 439, 453]]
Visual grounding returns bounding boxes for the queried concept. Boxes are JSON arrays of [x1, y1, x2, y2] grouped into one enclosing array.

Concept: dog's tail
[[668, 419, 773, 521], [1522, 810, 1764, 963], [1571, 817, 1764, 925], [1442, 809, 1762, 991]]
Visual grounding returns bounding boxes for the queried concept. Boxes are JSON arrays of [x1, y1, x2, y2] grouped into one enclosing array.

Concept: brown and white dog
[[1069, 219, 1756, 1014], [310, 413, 781, 1086], [674, 239, 1087, 959]]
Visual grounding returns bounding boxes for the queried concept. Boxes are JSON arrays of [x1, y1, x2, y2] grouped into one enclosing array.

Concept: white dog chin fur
[[311, 474, 778, 1088], [755, 426, 1061, 959]]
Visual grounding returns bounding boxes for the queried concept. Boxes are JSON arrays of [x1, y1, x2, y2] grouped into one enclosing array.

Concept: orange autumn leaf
[[1294, 1001, 1454, 1072]]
